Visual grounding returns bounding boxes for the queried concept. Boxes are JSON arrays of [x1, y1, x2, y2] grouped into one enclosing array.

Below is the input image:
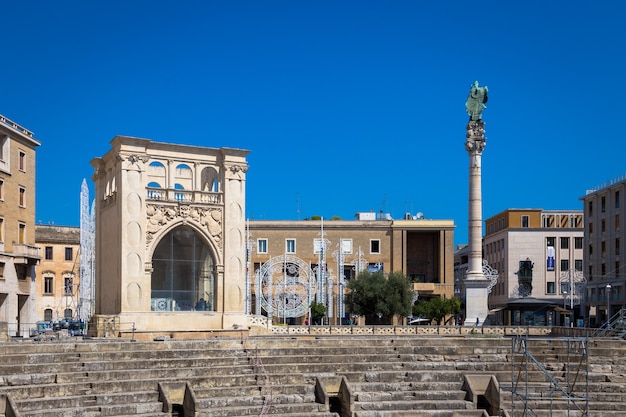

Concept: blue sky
[[4, 1, 625, 246]]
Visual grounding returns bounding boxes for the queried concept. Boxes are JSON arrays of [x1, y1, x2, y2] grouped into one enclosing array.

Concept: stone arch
[[201, 166, 220, 192], [149, 224, 219, 312], [146, 217, 223, 266]]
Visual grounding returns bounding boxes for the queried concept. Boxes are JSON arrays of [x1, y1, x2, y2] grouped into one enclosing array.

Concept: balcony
[[146, 187, 222, 205], [13, 242, 41, 265]]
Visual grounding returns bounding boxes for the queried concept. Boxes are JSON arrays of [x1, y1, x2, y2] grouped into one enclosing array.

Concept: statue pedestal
[[463, 272, 490, 326]]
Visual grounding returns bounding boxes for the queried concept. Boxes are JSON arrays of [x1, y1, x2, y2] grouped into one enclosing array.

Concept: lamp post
[[606, 283, 612, 326]]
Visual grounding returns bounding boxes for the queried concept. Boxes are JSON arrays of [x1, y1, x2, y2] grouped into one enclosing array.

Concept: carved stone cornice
[[225, 164, 248, 180]]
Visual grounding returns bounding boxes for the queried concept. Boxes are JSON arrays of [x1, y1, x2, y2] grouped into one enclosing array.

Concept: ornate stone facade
[[90, 136, 249, 336]]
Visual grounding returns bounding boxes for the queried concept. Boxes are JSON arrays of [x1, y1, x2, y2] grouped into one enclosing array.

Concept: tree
[[309, 301, 327, 324], [346, 271, 413, 324], [414, 296, 462, 325]]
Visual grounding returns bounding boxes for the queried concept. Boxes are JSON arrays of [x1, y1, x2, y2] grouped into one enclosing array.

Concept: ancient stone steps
[[196, 401, 332, 417], [354, 410, 488, 417]]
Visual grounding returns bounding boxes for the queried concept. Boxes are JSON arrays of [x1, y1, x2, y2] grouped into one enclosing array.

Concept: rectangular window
[[341, 239, 353, 254], [588, 201, 593, 216], [616, 191, 620, 209], [285, 239, 296, 254], [588, 265, 593, 281], [19, 151, 25, 171], [560, 259, 569, 271], [44, 309, 52, 322], [616, 238, 621, 256], [44, 277, 53, 294], [588, 244, 593, 256], [589, 222, 593, 234], [0, 262, 4, 278], [45, 246, 53, 260], [19, 187, 26, 207], [574, 259, 583, 271], [370, 239, 380, 254], [18, 223, 25, 244], [574, 237, 583, 249], [616, 214, 620, 229], [546, 237, 555, 247], [601, 219, 606, 233], [601, 263, 606, 275], [64, 247, 73, 261], [560, 237, 569, 249], [546, 282, 555, 294], [0, 179, 3, 200], [601, 241, 606, 255], [0, 217, 3, 242], [257, 239, 267, 254], [313, 238, 324, 255], [16, 265, 27, 280], [521, 215, 529, 228]]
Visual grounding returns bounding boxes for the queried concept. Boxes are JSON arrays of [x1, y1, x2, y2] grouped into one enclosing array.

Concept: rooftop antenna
[[296, 192, 301, 220]]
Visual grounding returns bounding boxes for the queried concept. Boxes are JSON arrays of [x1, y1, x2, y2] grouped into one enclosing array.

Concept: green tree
[[309, 301, 327, 324], [346, 271, 413, 324], [414, 296, 462, 325]]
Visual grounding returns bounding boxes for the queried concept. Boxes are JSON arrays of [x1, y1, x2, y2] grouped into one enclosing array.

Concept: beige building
[[483, 208, 584, 326], [35, 225, 80, 323], [90, 136, 249, 336], [0, 114, 41, 337], [581, 175, 625, 326], [247, 214, 455, 324]]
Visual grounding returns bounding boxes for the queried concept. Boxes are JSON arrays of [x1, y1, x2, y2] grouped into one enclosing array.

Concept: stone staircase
[[0, 333, 624, 416]]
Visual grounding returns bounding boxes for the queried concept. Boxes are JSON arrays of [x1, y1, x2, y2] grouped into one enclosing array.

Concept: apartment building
[[247, 213, 455, 324], [483, 208, 584, 326], [581, 175, 626, 326], [0, 114, 41, 337], [35, 225, 80, 323]]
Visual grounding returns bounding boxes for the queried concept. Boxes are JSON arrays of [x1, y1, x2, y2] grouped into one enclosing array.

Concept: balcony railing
[[146, 187, 222, 205]]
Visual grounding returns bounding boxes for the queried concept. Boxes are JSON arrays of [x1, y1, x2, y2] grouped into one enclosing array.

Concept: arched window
[[44, 308, 53, 322], [175, 164, 192, 178], [64, 308, 73, 320], [148, 161, 166, 176], [201, 167, 219, 192], [151, 225, 216, 312], [174, 183, 185, 202], [147, 182, 163, 200]]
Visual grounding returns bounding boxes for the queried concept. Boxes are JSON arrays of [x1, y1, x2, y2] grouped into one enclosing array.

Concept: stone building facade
[[483, 208, 584, 326], [35, 225, 80, 323], [0, 114, 41, 337], [581, 175, 626, 326], [90, 136, 249, 336], [247, 215, 455, 324]]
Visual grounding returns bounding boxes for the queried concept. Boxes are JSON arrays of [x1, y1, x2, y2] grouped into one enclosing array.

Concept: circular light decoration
[[258, 255, 316, 319]]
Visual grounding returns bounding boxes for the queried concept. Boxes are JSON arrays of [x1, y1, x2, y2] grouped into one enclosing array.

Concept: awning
[[554, 306, 573, 314], [488, 307, 505, 313]]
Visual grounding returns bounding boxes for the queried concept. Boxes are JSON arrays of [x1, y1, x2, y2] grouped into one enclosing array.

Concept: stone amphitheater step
[[353, 388, 467, 402], [354, 410, 488, 417], [1, 335, 625, 417], [354, 398, 475, 412], [196, 401, 333, 417]]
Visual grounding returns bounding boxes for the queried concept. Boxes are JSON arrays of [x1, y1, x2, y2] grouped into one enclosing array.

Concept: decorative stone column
[[463, 81, 490, 326]]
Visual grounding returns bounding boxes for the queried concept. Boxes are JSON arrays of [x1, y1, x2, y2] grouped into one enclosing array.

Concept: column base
[[463, 275, 491, 326]]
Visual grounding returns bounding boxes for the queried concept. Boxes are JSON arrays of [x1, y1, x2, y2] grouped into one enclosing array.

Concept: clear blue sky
[[4, 1, 626, 246]]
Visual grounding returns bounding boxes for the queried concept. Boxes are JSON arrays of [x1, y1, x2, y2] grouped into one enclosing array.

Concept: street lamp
[[606, 283, 612, 326]]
